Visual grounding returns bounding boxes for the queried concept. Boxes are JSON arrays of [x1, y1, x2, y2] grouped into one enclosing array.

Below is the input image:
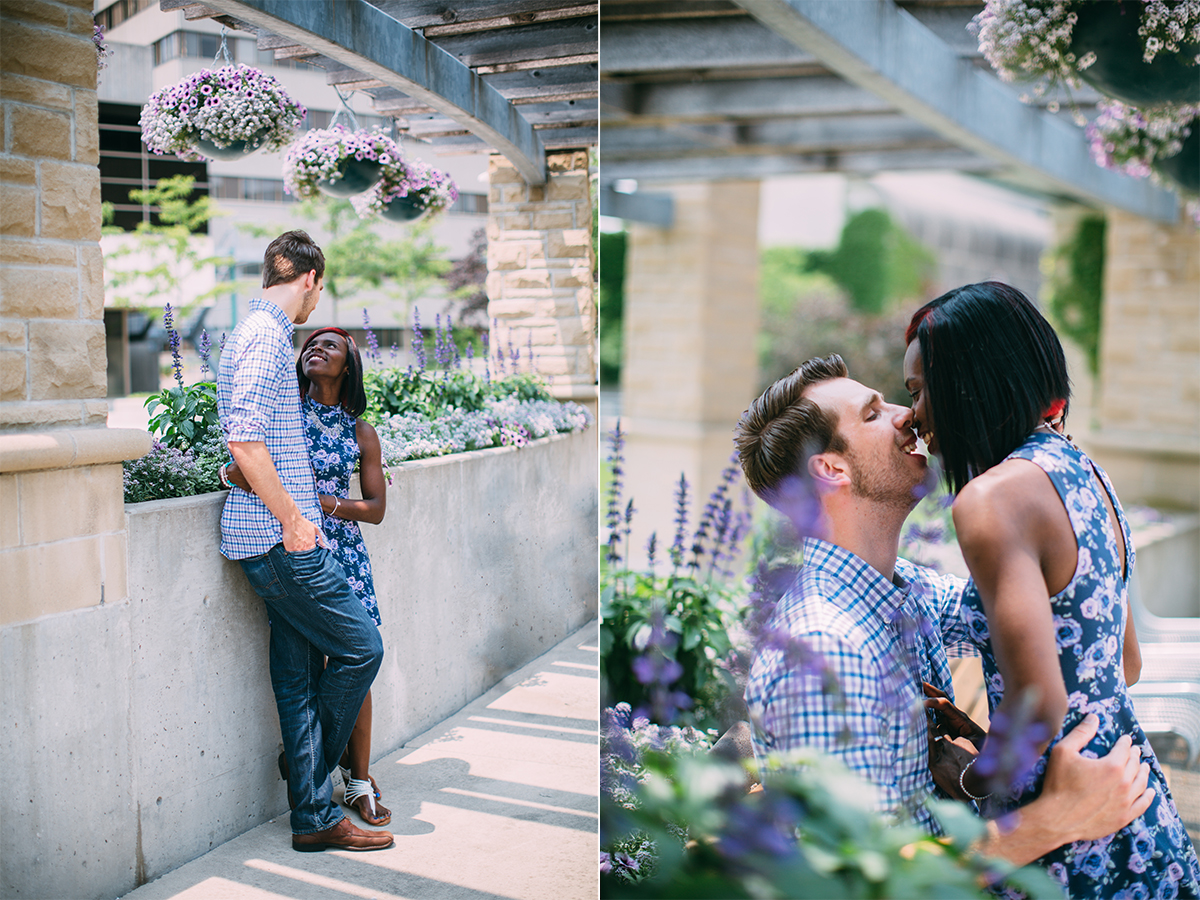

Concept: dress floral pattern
[[961, 430, 1199, 898], [303, 396, 380, 627]]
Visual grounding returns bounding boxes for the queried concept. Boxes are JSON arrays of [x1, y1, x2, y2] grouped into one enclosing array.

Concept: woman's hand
[[224, 459, 252, 493]]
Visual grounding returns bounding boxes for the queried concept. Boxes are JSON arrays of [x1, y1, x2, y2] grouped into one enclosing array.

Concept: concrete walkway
[[118, 622, 599, 900]]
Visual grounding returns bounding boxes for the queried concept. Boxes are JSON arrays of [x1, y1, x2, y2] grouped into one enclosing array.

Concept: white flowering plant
[[140, 64, 305, 160], [1087, 98, 1199, 178], [350, 156, 459, 219], [971, 0, 1199, 103], [283, 126, 398, 199]]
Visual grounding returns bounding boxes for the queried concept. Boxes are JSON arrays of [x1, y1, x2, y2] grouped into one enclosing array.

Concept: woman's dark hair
[[906, 281, 1070, 494], [297, 327, 366, 418], [263, 229, 325, 288]]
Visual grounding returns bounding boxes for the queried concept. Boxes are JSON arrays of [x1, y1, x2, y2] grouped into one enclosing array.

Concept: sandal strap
[[343, 776, 377, 816]]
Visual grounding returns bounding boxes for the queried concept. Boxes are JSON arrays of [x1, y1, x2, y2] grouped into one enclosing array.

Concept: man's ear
[[303, 269, 317, 289], [807, 451, 850, 491]]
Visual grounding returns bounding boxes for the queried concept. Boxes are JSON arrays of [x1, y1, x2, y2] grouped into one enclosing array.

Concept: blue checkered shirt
[[744, 537, 977, 833], [216, 297, 323, 560]]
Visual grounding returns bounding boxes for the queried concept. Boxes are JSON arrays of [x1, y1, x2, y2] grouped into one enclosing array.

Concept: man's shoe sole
[[292, 836, 394, 852]]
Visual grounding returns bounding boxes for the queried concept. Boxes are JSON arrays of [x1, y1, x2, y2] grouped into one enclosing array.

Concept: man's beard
[[847, 447, 918, 509]]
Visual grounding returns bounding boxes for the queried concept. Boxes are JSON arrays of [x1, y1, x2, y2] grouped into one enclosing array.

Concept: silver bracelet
[[219, 462, 232, 489], [959, 757, 992, 802], [331, 496, 340, 517]]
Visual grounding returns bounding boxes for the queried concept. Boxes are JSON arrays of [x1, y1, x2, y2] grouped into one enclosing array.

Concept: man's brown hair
[[262, 230, 325, 288], [734, 354, 849, 504]]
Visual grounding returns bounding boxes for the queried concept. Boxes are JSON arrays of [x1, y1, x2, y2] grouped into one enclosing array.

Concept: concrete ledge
[[1, 428, 597, 900], [0, 425, 152, 472]]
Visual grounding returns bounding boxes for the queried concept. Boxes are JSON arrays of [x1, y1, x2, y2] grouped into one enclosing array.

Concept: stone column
[[618, 180, 761, 565], [485, 149, 596, 411], [1082, 208, 1200, 509], [0, 4, 151, 894]]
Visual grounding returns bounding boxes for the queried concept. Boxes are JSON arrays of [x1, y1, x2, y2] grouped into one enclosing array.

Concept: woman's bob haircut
[[296, 327, 367, 419], [906, 281, 1070, 494]]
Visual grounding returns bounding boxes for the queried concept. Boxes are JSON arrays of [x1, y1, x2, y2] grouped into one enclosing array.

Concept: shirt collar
[[249, 296, 295, 338], [801, 535, 911, 624]]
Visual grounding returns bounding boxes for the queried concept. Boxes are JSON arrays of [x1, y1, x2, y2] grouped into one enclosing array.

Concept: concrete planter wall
[[1, 430, 597, 900]]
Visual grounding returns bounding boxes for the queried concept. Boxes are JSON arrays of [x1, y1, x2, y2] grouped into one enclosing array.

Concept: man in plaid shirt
[[218, 230, 391, 853], [735, 354, 1154, 865]]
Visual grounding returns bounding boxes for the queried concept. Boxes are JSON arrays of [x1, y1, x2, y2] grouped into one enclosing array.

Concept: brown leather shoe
[[292, 817, 394, 852]]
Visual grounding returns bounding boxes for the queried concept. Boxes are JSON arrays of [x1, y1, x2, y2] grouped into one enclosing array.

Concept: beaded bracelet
[[959, 757, 993, 802]]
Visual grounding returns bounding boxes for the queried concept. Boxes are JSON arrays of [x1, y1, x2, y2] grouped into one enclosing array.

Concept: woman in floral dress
[[903, 282, 1198, 898], [229, 326, 391, 827]]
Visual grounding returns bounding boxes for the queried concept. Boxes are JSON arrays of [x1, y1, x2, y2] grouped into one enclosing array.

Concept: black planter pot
[[380, 194, 427, 222], [194, 134, 260, 160], [1070, 0, 1200, 106], [1152, 123, 1200, 194], [317, 157, 383, 198]]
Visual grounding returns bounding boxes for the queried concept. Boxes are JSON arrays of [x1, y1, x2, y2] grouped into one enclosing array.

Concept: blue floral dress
[[960, 430, 1198, 898], [303, 396, 380, 627]]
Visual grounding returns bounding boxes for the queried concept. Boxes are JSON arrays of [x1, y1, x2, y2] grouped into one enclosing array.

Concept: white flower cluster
[[283, 126, 398, 199], [350, 156, 459, 219], [1087, 99, 1199, 177], [374, 398, 592, 464], [140, 64, 305, 158], [1138, 0, 1200, 64], [970, 1, 1083, 99]]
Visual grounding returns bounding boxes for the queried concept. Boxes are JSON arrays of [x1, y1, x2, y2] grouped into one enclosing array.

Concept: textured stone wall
[[0, 0, 107, 430], [1083, 208, 1200, 508], [619, 181, 761, 563], [486, 149, 596, 402]]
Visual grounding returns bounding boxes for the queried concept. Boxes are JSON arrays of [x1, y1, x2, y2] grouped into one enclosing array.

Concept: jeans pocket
[[240, 550, 285, 601]]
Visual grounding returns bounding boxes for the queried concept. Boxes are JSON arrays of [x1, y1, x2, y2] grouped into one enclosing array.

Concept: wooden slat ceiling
[[161, 0, 598, 153], [599, 0, 1104, 186]]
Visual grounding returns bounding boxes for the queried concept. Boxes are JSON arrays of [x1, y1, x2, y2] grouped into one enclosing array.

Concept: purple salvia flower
[[527, 332, 535, 374], [362, 308, 380, 365], [645, 531, 657, 571], [669, 473, 689, 572], [605, 421, 627, 566], [219, 332, 227, 352], [163, 303, 183, 389], [196, 329, 212, 377], [973, 690, 1051, 798], [412, 306, 426, 371]]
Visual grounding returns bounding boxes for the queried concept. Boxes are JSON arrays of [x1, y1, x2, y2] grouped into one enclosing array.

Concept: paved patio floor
[[118, 622, 599, 900]]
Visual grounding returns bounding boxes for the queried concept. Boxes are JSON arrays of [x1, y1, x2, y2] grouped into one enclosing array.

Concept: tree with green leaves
[[101, 174, 233, 311], [296, 197, 452, 326]]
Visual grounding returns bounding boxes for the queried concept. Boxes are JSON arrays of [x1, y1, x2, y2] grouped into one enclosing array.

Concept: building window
[[100, 102, 208, 232], [452, 193, 488, 215], [210, 176, 295, 204], [151, 30, 317, 70], [95, 0, 155, 33]]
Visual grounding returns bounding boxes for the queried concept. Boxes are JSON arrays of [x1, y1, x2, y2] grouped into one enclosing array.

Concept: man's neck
[[823, 495, 911, 582], [261, 284, 302, 323]]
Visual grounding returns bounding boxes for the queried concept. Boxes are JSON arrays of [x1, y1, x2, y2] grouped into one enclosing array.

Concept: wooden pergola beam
[[195, 0, 549, 182]]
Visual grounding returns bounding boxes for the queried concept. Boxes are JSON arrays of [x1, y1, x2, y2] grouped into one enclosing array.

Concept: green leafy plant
[[601, 724, 1064, 899], [1045, 213, 1106, 374], [601, 425, 751, 732], [145, 381, 219, 452], [598, 229, 627, 387]]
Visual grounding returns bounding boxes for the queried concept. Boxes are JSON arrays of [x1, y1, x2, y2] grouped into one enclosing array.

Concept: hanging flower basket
[[140, 64, 305, 162], [971, 0, 1200, 105], [1087, 99, 1199, 193], [283, 126, 396, 199], [1069, 0, 1200, 106], [350, 157, 458, 223]]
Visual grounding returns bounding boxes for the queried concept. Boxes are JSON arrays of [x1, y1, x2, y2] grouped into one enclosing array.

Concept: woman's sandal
[[343, 776, 391, 826], [340, 764, 382, 801]]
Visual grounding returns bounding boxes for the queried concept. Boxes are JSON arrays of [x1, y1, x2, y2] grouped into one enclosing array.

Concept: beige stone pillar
[[618, 181, 761, 564], [485, 149, 596, 411], [1079, 209, 1200, 509], [0, 0, 151, 621]]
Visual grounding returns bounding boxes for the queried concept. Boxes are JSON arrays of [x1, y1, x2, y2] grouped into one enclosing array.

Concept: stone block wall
[[0, 0, 107, 431], [1084, 208, 1200, 509], [620, 181, 761, 563], [486, 149, 596, 403]]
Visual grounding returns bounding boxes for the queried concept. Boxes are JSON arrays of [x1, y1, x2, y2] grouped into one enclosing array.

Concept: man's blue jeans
[[239, 544, 384, 834]]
